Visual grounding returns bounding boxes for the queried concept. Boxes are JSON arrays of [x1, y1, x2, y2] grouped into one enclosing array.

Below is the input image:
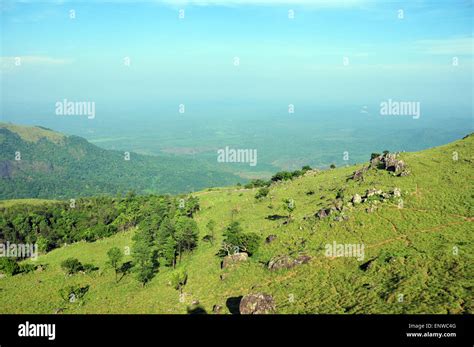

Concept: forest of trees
[[0, 193, 201, 285]]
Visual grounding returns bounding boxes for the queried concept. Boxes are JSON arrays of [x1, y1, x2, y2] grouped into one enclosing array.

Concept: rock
[[366, 206, 377, 213], [352, 194, 362, 204], [265, 235, 277, 244], [268, 255, 311, 270], [334, 199, 343, 211], [393, 187, 401, 197], [268, 255, 295, 271], [316, 208, 332, 219], [384, 154, 406, 173], [350, 167, 367, 181], [294, 255, 312, 264], [212, 305, 223, 314], [370, 156, 383, 169], [399, 170, 410, 177], [192, 300, 200, 305], [54, 308, 64, 314], [366, 188, 382, 197], [0, 273, 5, 279], [221, 252, 248, 269], [239, 293, 276, 314]]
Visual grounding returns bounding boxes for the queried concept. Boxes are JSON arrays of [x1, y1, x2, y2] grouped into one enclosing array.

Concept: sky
[[0, 0, 473, 124]]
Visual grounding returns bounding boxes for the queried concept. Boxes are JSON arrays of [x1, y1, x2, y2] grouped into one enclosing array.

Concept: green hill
[[0, 122, 243, 199], [0, 134, 472, 314]]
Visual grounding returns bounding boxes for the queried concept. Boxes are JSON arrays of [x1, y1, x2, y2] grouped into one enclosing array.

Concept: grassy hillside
[[0, 122, 243, 199], [0, 134, 472, 314]]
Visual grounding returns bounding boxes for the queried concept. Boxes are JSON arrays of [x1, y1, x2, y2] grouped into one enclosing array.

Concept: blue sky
[[1, 0, 473, 121]]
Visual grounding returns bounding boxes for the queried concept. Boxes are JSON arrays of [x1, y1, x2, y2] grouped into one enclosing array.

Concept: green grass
[[0, 135, 472, 314], [0, 122, 65, 144]]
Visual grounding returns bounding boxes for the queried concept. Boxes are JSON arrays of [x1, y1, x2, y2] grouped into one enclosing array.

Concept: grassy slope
[[0, 123, 65, 144], [0, 135, 472, 314]]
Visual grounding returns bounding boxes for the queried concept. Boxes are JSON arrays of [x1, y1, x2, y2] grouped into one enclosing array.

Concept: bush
[[59, 284, 90, 304], [60, 258, 83, 275], [330, 164, 336, 169], [0, 258, 20, 276], [255, 187, 270, 200], [19, 263, 36, 274], [237, 232, 261, 256], [244, 179, 270, 189], [171, 268, 188, 293]]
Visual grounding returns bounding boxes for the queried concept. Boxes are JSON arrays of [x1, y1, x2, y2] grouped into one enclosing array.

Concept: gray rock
[[239, 293, 276, 314], [221, 252, 248, 269], [212, 304, 223, 314], [265, 235, 277, 244], [352, 194, 362, 204]]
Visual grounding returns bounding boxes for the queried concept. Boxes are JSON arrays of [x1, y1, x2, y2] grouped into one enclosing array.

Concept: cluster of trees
[[130, 196, 200, 286], [0, 193, 201, 283], [244, 165, 313, 190]]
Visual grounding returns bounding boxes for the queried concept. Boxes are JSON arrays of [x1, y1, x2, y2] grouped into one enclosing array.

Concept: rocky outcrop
[[221, 252, 248, 269], [370, 152, 409, 176], [239, 293, 276, 314], [350, 152, 409, 181]]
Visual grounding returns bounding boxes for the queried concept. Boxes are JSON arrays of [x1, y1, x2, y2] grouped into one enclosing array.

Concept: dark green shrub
[[60, 258, 83, 275], [255, 187, 270, 200], [0, 258, 20, 276]]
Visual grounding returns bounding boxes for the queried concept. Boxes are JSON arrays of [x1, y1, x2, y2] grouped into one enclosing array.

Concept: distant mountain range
[[0, 123, 243, 199]]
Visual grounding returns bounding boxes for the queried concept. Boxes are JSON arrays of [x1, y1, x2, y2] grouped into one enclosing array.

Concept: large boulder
[[239, 293, 276, 314], [221, 252, 248, 269]]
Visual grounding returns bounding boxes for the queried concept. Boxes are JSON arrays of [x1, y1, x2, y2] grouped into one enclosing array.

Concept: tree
[[221, 221, 261, 256], [174, 217, 199, 263], [132, 228, 158, 286], [107, 247, 124, 283], [204, 219, 216, 245], [162, 236, 178, 268]]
